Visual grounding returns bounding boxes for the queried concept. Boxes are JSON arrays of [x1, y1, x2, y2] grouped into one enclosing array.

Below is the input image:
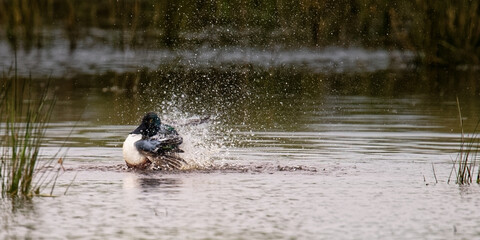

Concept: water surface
[[2, 47, 480, 239]]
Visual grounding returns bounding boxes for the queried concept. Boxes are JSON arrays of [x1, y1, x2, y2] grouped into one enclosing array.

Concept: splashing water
[[176, 118, 220, 169], [153, 102, 228, 170]]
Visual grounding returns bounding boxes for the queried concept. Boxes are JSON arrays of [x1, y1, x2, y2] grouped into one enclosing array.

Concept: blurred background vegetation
[[0, 0, 479, 67]]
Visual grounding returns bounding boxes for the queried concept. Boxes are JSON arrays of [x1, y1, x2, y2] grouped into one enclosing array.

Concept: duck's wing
[[154, 135, 183, 147], [134, 139, 161, 154], [149, 154, 186, 170], [151, 126, 183, 152], [134, 139, 186, 170], [135, 138, 178, 153]]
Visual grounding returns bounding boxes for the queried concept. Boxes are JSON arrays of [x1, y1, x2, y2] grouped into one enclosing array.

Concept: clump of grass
[[0, 72, 63, 198], [448, 97, 480, 185]]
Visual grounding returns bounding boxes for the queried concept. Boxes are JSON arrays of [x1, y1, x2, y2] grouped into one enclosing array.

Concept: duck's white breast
[[122, 134, 147, 166]]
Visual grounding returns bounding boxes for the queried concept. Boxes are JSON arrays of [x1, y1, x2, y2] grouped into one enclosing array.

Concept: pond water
[[2, 41, 480, 240]]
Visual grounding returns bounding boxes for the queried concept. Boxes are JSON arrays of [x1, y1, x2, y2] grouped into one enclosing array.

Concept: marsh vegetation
[[449, 98, 480, 185], [0, 73, 63, 198], [0, 0, 479, 66]]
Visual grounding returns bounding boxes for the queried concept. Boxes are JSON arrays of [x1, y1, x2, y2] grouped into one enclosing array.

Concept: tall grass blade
[[453, 98, 480, 185], [0, 70, 64, 198]]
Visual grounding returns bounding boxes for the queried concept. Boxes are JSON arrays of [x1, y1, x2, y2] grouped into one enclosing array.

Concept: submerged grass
[[448, 97, 480, 185], [0, 70, 64, 198]]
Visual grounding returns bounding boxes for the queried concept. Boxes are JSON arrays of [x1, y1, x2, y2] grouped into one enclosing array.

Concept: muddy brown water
[[2, 43, 480, 239]]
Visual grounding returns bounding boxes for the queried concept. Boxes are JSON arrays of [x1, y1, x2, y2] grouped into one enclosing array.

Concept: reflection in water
[[122, 173, 141, 190], [123, 173, 182, 192], [0, 198, 37, 239], [138, 178, 182, 189], [10, 66, 480, 127], [22, 67, 480, 160]]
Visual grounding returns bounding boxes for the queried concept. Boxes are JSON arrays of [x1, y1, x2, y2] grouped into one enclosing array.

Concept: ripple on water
[[69, 162, 319, 174]]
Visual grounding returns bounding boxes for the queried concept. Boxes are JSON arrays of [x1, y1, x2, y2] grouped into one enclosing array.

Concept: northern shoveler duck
[[122, 112, 185, 170]]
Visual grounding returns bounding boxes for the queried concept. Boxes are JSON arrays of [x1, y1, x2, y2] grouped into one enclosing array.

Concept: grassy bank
[[0, 0, 478, 66]]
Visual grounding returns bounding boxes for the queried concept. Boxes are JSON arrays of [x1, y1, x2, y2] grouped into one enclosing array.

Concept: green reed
[[448, 98, 480, 185], [0, 72, 62, 198]]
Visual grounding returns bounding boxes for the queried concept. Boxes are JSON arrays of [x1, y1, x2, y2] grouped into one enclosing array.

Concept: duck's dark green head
[[131, 112, 161, 137]]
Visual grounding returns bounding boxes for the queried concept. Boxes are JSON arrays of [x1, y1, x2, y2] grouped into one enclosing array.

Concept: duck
[[122, 112, 185, 170]]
